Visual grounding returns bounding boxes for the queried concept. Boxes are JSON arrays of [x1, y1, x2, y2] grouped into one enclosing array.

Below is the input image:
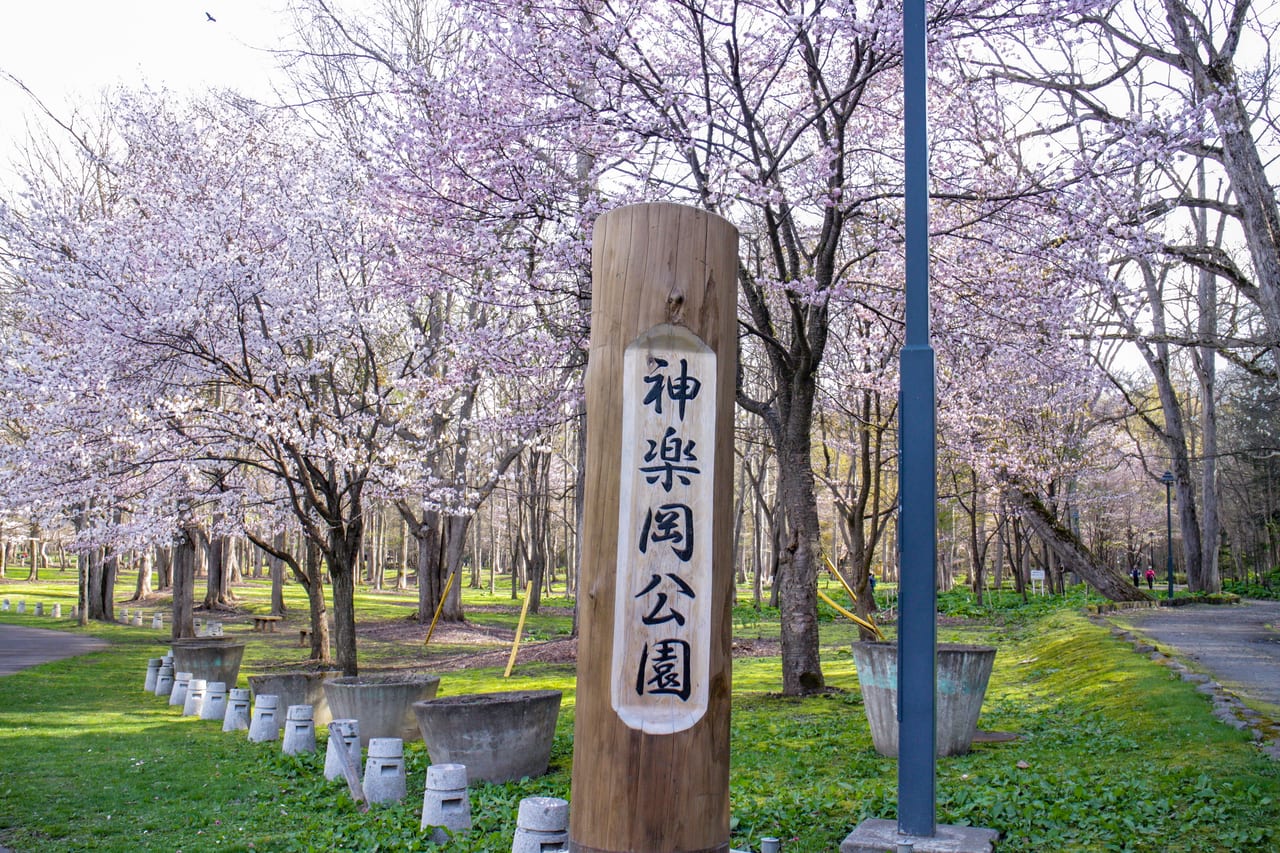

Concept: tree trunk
[[155, 546, 173, 590], [395, 516, 409, 590], [303, 538, 331, 662], [775, 434, 825, 694], [132, 548, 154, 600], [203, 525, 235, 610], [270, 531, 287, 617], [171, 529, 197, 639], [1008, 488, 1150, 601], [328, 532, 360, 676]]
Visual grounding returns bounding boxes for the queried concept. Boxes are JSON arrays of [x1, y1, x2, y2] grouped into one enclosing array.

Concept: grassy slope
[[1, 571, 1278, 851]]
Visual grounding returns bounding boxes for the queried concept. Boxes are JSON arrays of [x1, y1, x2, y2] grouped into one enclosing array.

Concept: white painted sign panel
[[611, 324, 715, 735]]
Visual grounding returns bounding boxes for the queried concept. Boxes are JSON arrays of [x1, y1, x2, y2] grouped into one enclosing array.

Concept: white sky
[[0, 1, 294, 185]]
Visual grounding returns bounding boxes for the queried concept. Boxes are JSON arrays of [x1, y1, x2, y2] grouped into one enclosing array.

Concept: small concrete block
[[35, 602, 44, 616], [152, 614, 164, 630], [427, 763, 468, 790], [282, 705, 316, 755], [16, 601, 25, 614], [516, 796, 569, 833], [202, 682, 228, 721], [154, 665, 175, 698], [145, 659, 163, 693], [132, 613, 144, 627], [170, 672, 193, 707], [512, 796, 569, 853], [422, 763, 471, 840], [840, 819, 999, 853], [51, 603, 61, 618], [249, 695, 280, 742], [224, 688, 252, 732], [363, 738, 406, 804], [182, 679, 207, 717], [324, 719, 361, 782], [1, 599, 8, 611]]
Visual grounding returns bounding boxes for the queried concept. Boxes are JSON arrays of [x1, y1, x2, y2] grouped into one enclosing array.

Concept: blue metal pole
[[898, 0, 936, 838], [1164, 474, 1175, 600]]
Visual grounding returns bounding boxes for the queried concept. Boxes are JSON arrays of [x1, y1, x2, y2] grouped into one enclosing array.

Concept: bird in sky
[[206, 11, 216, 22]]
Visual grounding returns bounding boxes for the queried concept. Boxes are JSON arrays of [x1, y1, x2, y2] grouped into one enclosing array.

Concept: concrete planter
[[852, 641, 996, 758], [248, 670, 342, 731], [323, 673, 441, 747], [171, 638, 246, 689], [412, 689, 562, 783]]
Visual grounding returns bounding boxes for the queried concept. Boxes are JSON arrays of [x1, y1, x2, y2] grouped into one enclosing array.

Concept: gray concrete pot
[[323, 673, 441, 746], [171, 638, 246, 689], [412, 689, 562, 783], [852, 641, 996, 758], [248, 670, 342, 731]]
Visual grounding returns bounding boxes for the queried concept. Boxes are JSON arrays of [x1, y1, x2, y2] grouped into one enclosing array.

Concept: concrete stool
[[35, 602, 44, 616], [422, 763, 471, 842], [132, 612, 144, 627], [154, 664, 175, 697], [223, 688, 252, 732], [121, 608, 130, 623], [248, 695, 280, 742], [282, 704, 317, 755], [152, 613, 163, 630], [201, 682, 228, 721], [16, 601, 25, 614], [324, 719, 361, 782], [363, 738, 406, 804], [512, 797, 569, 853], [170, 672, 193, 707], [145, 658, 163, 692], [182, 678, 207, 717], [52, 603, 62, 618], [71, 605, 79, 619], [1, 598, 8, 611]]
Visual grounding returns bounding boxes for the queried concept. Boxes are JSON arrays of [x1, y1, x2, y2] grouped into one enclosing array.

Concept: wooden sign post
[[569, 203, 738, 853]]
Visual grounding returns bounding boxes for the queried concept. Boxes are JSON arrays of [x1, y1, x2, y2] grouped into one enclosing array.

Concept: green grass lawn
[[2, 569, 1278, 851]]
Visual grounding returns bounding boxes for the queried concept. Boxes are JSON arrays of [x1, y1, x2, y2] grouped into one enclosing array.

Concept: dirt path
[[0, 623, 109, 676]]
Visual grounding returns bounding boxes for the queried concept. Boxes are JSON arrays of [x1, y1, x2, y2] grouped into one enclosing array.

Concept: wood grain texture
[[569, 203, 738, 853]]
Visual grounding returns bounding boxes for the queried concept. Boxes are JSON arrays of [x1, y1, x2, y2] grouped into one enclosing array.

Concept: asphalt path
[[0, 622, 109, 676], [1117, 600, 1280, 711]]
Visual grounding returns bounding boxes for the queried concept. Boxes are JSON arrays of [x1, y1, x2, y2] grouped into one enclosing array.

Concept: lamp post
[[1161, 471, 1175, 599]]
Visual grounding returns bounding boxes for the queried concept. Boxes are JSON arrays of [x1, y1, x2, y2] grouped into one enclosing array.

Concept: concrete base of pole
[[840, 819, 998, 853]]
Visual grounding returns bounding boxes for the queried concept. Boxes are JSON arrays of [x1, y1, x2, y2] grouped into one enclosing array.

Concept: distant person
[[868, 574, 877, 594], [1145, 567, 1156, 590], [1130, 567, 1141, 587]]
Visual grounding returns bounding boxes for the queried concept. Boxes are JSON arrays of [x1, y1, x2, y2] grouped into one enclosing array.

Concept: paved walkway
[[0, 623, 109, 675], [1115, 600, 1280, 711]]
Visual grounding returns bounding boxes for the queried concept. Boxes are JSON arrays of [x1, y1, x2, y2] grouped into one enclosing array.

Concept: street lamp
[[1161, 471, 1175, 599]]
